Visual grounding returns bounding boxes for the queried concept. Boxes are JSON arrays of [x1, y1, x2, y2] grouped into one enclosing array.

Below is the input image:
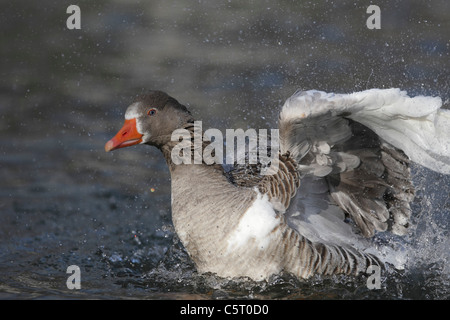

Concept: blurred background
[[0, 0, 449, 299]]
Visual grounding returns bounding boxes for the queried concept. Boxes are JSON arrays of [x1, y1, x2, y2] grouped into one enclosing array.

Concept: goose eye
[[147, 108, 157, 116]]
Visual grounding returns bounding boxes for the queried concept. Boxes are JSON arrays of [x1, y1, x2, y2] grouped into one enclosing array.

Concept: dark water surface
[[0, 0, 449, 299]]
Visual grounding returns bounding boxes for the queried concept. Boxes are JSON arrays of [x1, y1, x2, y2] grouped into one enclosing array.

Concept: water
[[0, 0, 449, 299]]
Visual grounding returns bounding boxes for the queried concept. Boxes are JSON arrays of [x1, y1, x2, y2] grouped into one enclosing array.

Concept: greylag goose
[[105, 89, 450, 280]]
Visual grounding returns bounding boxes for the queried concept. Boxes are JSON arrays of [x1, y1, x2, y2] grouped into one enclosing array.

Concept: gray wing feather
[[279, 90, 416, 238]]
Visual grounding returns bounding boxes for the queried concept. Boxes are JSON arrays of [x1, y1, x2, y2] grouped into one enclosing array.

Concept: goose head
[[105, 91, 194, 151]]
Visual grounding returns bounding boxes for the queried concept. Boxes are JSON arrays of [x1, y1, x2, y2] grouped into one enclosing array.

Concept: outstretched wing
[[279, 89, 450, 238]]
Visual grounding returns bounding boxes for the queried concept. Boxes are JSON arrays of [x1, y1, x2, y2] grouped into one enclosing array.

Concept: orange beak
[[105, 118, 143, 152]]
